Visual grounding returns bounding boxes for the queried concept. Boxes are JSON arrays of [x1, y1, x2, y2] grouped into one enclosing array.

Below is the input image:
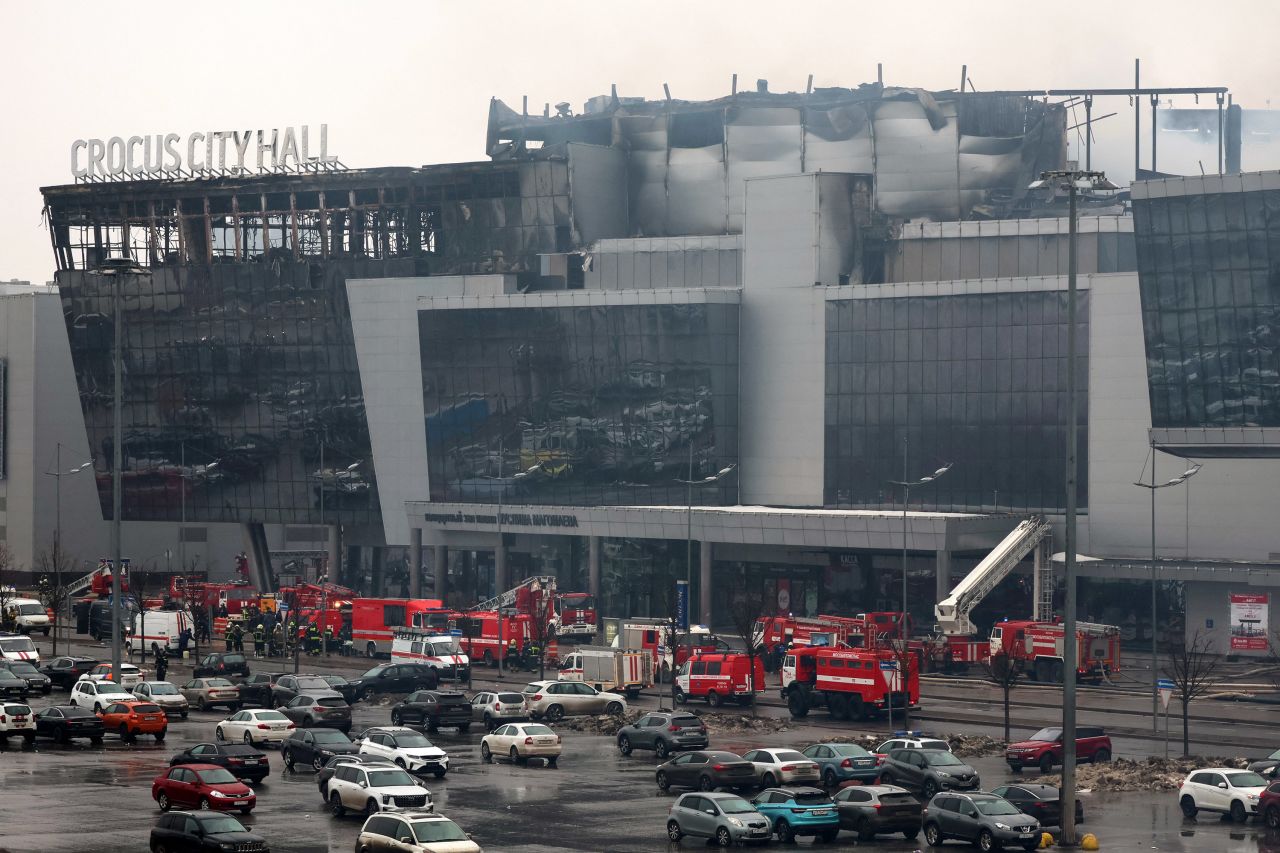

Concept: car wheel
[[390, 710, 402, 725], [155, 730, 166, 744], [483, 713, 495, 731], [706, 691, 722, 708], [93, 702, 102, 714], [922, 779, 939, 800], [365, 798, 379, 816], [312, 754, 326, 772], [904, 828, 920, 841], [510, 746, 522, 765], [878, 771, 893, 785], [90, 735, 103, 746], [215, 727, 225, 742], [656, 770, 670, 791], [1008, 762, 1022, 773], [153, 843, 169, 853], [1180, 795, 1198, 818], [1230, 800, 1248, 823], [924, 822, 944, 846], [395, 758, 407, 769], [361, 686, 376, 701], [243, 732, 253, 745], [55, 725, 69, 744], [459, 724, 471, 733], [762, 772, 777, 788], [820, 829, 839, 843], [545, 704, 564, 722], [716, 826, 733, 847], [118, 724, 132, 743], [674, 688, 687, 705], [618, 736, 632, 756], [1265, 805, 1280, 829], [1039, 753, 1054, 773], [157, 792, 171, 812], [240, 807, 252, 816], [547, 756, 557, 768], [605, 701, 624, 716], [201, 698, 211, 711], [199, 798, 212, 811], [775, 818, 794, 843], [823, 768, 838, 788], [855, 817, 875, 840], [978, 829, 996, 852], [1094, 748, 1111, 763], [282, 749, 294, 770], [481, 742, 492, 762], [698, 774, 715, 791], [655, 739, 669, 759], [330, 792, 346, 817]]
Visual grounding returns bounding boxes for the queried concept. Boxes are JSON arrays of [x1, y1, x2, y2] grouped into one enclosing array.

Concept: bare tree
[[724, 587, 771, 714], [35, 544, 77, 656], [985, 651, 1022, 743], [0, 543, 16, 632], [884, 638, 918, 731], [1163, 630, 1222, 757], [128, 563, 161, 662]]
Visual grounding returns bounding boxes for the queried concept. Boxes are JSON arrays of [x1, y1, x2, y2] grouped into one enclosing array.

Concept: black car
[[237, 672, 286, 707], [346, 663, 438, 700], [391, 691, 472, 732], [271, 674, 335, 707], [0, 670, 28, 700], [991, 783, 1084, 828], [281, 727, 359, 772], [170, 742, 270, 783], [33, 705, 104, 744], [318, 674, 359, 704], [280, 693, 352, 732], [833, 784, 922, 840], [0, 660, 52, 694], [193, 652, 250, 679], [39, 656, 100, 690], [150, 811, 269, 853]]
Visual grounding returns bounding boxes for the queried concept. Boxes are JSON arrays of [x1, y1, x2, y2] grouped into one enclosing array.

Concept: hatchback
[[98, 700, 168, 743], [152, 764, 256, 814], [751, 787, 840, 843], [667, 792, 771, 847], [283, 728, 359, 772], [280, 693, 352, 732], [1178, 767, 1268, 822]]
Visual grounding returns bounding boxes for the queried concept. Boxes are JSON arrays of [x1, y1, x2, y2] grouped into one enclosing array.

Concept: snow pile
[[1031, 756, 1252, 791]]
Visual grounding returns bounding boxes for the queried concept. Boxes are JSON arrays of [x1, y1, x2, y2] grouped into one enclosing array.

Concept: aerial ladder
[[472, 575, 558, 614], [934, 516, 1054, 637]]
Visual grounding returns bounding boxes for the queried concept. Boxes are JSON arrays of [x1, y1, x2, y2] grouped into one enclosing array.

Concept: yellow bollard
[[1080, 833, 1100, 851], [1039, 831, 1055, 848]]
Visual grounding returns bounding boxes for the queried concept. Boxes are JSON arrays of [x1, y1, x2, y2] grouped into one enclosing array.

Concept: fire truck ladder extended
[[934, 516, 1053, 636], [471, 575, 557, 613]]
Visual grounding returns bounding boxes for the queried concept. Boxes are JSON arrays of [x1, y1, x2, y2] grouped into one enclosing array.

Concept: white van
[[126, 609, 192, 654], [7, 599, 50, 635], [0, 634, 40, 663], [390, 629, 471, 680]]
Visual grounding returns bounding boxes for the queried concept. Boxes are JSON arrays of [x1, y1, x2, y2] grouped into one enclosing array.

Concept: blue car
[[752, 786, 840, 843], [802, 742, 882, 785]]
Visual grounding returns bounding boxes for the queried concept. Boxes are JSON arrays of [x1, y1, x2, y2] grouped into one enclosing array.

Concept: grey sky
[[2, 0, 1277, 284]]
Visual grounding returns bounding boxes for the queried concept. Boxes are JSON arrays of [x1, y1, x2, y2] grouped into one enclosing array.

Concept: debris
[[1030, 756, 1251, 792]]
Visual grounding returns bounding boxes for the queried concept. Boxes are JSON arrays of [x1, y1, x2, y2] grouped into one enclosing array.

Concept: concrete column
[[433, 545, 448, 602], [326, 524, 340, 585], [409, 528, 422, 599], [370, 547, 385, 597], [588, 536, 601, 608], [935, 548, 952, 607], [495, 538, 508, 598], [699, 540, 713, 627]]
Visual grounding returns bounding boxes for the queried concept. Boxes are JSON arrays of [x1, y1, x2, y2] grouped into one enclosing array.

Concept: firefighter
[[507, 637, 518, 666], [307, 622, 321, 656], [323, 624, 334, 654], [253, 625, 265, 658], [224, 622, 234, 652], [232, 621, 245, 653], [270, 623, 282, 657], [287, 620, 298, 656], [153, 644, 168, 681]]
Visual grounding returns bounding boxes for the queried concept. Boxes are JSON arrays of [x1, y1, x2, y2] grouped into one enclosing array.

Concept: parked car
[[742, 747, 821, 787], [1261, 780, 1280, 829], [216, 708, 296, 747], [271, 674, 335, 707], [356, 812, 479, 853], [280, 693, 352, 732], [752, 786, 840, 843], [180, 677, 241, 712], [803, 741, 882, 786], [325, 762, 431, 817], [236, 672, 286, 708], [39, 656, 99, 690], [347, 663, 439, 700], [318, 673, 359, 704], [666, 791, 772, 847], [170, 742, 270, 784], [991, 783, 1085, 828], [0, 669, 28, 699], [833, 784, 922, 841], [0, 660, 52, 694], [70, 678, 134, 712], [480, 722, 561, 765], [391, 690, 472, 732], [84, 662, 145, 690], [617, 710, 707, 759], [470, 690, 529, 731], [876, 732, 951, 753], [0, 701, 35, 745], [357, 726, 450, 777], [33, 705, 104, 744], [149, 811, 269, 853], [879, 748, 980, 798], [1178, 767, 1269, 822], [522, 680, 626, 721], [98, 700, 168, 743], [1006, 726, 1111, 773], [283, 727, 359, 771], [317, 755, 396, 798], [153, 763, 256, 814], [1248, 748, 1280, 779], [133, 681, 190, 718], [923, 792, 1041, 852], [193, 652, 250, 679], [656, 750, 757, 793]]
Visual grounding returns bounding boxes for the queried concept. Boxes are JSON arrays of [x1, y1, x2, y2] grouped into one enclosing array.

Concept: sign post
[[1157, 678, 1175, 758], [881, 660, 898, 730]]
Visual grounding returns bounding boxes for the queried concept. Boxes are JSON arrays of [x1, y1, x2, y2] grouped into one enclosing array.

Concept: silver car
[[180, 677, 241, 712], [522, 680, 626, 721], [133, 681, 190, 719], [667, 791, 772, 847], [470, 690, 528, 730], [742, 747, 821, 787]]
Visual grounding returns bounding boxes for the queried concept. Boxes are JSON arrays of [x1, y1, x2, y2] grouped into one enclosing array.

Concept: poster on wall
[[1229, 593, 1269, 651]]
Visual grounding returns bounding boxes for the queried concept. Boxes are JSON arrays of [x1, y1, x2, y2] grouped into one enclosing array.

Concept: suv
[[1006, 725, 1111, 773], [347, 663, 439, 700], [357, 726, 450, 777], [878, 748, 979, 799], [70, 679, 135, 712], [523, 680, 626, 721], [1261, 780, 1280, 829], [0, 701, 35, 745], [237, 673, 286, 708], [470, 690, 528, 731], [876, 733, 952, 753], [356, 812, 479, 853], [833, 784, 922, 841], [617, 711, 708, 759], [282, 727, 359, 772], [150, 811, 269, 853], [751, 787, 840, 843], [666, 792, 772, 846], [923, 792, 1041, 852], [325, 762, 432, 817], [39, 656, 100, 690], [1178, 767, 1268, 822], [193, 652, 250, 679], [391, 691, 472, 732]]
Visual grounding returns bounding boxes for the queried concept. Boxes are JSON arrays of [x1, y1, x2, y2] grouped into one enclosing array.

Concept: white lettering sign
[[71, 124, 338, 179]]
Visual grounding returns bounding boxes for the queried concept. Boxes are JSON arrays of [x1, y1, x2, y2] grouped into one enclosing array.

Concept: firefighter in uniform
[[270, 623, 282, 657], [224, 622, 235, 652], [323, 624, 334, 654], [307, 622, 321, 656], [233, 622, 246, 653], [253, 625, 265, 658], [507, 637, 518, 667]]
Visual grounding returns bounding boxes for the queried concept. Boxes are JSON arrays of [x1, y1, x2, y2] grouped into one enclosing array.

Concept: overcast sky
[[2, 0, 1277, 284]]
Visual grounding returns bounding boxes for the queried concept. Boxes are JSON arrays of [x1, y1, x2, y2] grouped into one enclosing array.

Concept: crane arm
[[934, 516, 1052, 636]]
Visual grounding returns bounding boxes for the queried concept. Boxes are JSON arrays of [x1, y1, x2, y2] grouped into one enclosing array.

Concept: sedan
[[132, 681, 190, 718], [0, 660, 52, 694], [216, 709, 295, 747], [153, 764, 256, 814], [280, 693, 352, 732], [991, 783, 1084, 828], [481, 722, 562, 766], [170, 742, 270, 784], [742, 747, 821, 787], [656, 750, 758, 793], [180, 677, 241, 712], [33, 705, 105, 744], [0, 670, 28, 700], [833, 784, 922, 841], [522, 680, 626, 721], [803, 741, 882, 786], [282, 727, 359, 772]]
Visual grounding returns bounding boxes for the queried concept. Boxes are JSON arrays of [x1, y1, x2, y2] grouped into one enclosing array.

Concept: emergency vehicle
[[449, 610, 531, 666], [989, 619, 1121, 683], [781, 646, 918, 721], [350, 597, 445, 657], [675, 652, 766, 707], [126, 609, 193, 654], [558, 646, 653, 697], [611, 619, 729, 679], [389, 628, 471, 680], [555, 591, 598, 639]]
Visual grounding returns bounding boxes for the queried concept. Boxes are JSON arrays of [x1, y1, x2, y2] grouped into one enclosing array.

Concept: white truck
[[558, 645, 653, 698], [126, 609, 193, 655], [6, 599, 51, 636]]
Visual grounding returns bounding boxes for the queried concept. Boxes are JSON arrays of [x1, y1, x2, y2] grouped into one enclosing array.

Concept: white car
[[481, 722, 561, 766], [0, 634, 40, 663], [876, 734, 951, 753], [521, 680, 627, 721], [325, 762, 432, 817], [216, 708, 296, 746], [0, 701, 35, 744], [84, 662, 145, 690], [1179, 767, 1269, 822], [70, 679, 135, 712], [356, 812, 479, 853], [358, 726, 450, 777], [742, 747, 821, 786], [132, 681, 190, 719]]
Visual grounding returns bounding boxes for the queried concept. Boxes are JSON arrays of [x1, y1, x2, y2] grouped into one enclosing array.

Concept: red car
[[1261, 780, 1280, 829], [152, 763, 256, 814], [1005, 725, 1111, 773]]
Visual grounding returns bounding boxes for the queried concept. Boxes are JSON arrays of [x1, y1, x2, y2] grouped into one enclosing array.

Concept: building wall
[[1184, 581, 1280, 657]]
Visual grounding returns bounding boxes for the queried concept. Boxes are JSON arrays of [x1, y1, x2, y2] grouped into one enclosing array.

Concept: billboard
[[1229, 592, 1269, 651]]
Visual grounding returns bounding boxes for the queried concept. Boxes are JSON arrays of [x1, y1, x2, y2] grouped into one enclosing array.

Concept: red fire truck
[[449, 610, 532, 667], [989, 619, 1121, 683], [675, 652, 767, 707], [781, 645, 919, 721], [350, 597, 444, 657], [555, 592, 598, 639], [613, 619, 729, 679]]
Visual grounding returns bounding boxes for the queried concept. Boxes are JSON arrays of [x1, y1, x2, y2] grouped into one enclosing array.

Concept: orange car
[[98, 700, 168, 743]]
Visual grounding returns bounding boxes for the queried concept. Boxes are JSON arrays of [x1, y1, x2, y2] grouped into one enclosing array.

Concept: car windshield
[[413, 819, 468, 843], [717, 796, 757, 814], [429, 641, 462, 656], [0, 638, 36, 653], [361, 666, 389, 679], [1028, 728, 1062, 742], [394, 733, 434, 748], [312, 730, 352, 744], [97, 681, 124, 691], [832, 744, 872, 757], [774, 750, 808, 762], [295, 677, 330, 689], [323, 675, 349, 686], [254, 711, 289, 721], [17, 604, 44, 616], [148, 683, 179, 695], [523, 725, 554, 736], [368, 769, 416, 787], [196, 768, 238, 785], [1229, 772, 1268, 787], [197, 816, 246, 834], [925, 752, 964, 767], [975, 799, 1022, 816], [9, 662, 39, 676], [205, 678, 233, 687]]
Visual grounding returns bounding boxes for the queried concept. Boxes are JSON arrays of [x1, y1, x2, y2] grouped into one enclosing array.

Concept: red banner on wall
[[1229, 593, 1269, 651]]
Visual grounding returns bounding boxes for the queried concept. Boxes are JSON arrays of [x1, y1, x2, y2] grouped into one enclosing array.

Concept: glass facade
[[824, 292, 1089, 512], [419, 302, 739, 505], [1133, 184, 1280, 427]]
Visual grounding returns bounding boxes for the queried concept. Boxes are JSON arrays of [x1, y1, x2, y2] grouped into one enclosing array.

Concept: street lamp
[[481, 450, 544, 679], [1134, 446, 1202, 734], [45, 444, 92, 653], [1027, 168, 1116, 847], [887, 440, 953, 638]]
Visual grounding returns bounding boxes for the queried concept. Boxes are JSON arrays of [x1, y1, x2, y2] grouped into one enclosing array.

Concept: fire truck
[[753, 613, 914, 653], [449, 610, 532, 666], [555, 591, 598, 639], [350, 597, 445, 657], [781, 645, 919, 721], [168, 575, 259, 616], [612, 619, 729, 679], [990, 619, 1121, 683], [676, 651, 766, 707]]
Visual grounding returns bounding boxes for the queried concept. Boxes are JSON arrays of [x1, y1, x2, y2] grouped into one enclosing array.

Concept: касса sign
[[71, 124, 338, 179]]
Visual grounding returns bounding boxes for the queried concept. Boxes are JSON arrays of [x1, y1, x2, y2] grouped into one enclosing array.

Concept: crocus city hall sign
[[71, 124, 339, 180]]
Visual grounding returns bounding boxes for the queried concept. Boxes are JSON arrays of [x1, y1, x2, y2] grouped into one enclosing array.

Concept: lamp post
[[45, 444, 91, 653], [1134, 446, 1201, 734], [887, 440, 953, 639], [482, 449, 544, 679]]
